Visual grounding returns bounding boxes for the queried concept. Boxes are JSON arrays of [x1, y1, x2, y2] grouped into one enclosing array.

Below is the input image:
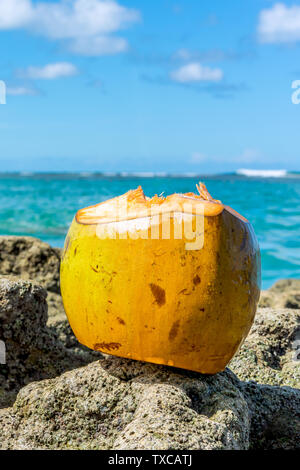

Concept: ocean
[[0, 171, 299, 289]]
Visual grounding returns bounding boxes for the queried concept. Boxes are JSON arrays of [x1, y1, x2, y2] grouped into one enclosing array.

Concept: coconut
[[60, 183, 261, 374]]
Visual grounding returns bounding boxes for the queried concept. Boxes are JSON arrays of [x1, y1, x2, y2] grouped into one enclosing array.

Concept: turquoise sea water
[[0, 173, 299, 289]]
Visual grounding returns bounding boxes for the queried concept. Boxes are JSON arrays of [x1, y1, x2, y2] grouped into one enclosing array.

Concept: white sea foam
[[237, 169, 288, 178]]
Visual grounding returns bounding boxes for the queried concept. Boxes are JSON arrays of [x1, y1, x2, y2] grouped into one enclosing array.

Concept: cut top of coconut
[[76, 182, 247, 225]]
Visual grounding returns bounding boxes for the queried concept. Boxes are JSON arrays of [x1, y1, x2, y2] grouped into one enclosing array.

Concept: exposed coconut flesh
[[76, 182, 247, 225]]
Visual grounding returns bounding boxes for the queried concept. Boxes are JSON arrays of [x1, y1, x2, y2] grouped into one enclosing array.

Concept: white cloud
[[67, 35, 128, 56], [190, 152, 207, 163], [237, 148, 261, 163], [173, 48, 192, 61], [258, 3, 300, 43], [172, 47, 246, 63], [0, 0, 32, 29], [170, 62, 223, 83], [6, 86, 38, 96], [21, 62, 78, 79], [0, 0, 140, 55], [32, 0, 140, 39]]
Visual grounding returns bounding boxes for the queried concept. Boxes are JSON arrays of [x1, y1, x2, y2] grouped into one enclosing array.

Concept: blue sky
[[0, 0, 300, 173]]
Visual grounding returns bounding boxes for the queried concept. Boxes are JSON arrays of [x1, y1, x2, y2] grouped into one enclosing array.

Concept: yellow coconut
[[60, 183, 261, 374]]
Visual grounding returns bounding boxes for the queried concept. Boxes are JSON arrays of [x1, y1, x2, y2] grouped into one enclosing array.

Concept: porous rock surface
[[230, 307, 300, 387], [1, 354, 299, 450], [0, 236, 61, 294], [259, 279, 300, 309], [0, 358, 251, 450], [0, 236, 81, 343], [0, 236, 299, 450], [240, 381, 300, 450], [0, 277, 100, 408]]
